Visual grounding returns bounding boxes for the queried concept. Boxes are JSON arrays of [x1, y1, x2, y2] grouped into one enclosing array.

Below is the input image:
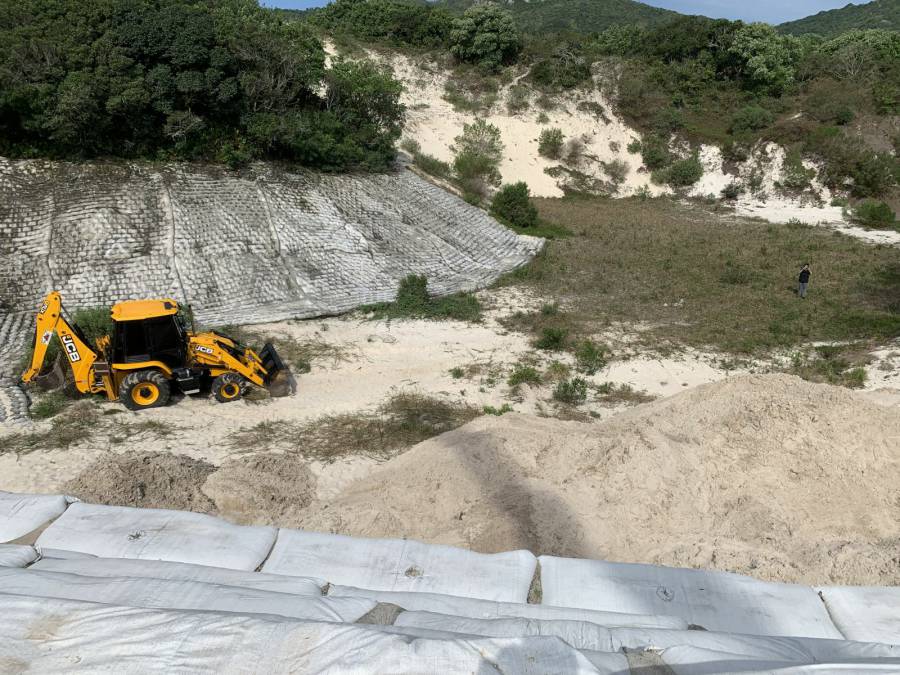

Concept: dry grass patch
[[229, 392, 481, 462], [2, 402, 99, 455], [501, 196, 900, 355]]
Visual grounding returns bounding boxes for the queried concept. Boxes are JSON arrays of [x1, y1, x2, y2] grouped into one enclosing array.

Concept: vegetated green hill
[[780, 0, 900, 37], [435, 0, 679, 33]]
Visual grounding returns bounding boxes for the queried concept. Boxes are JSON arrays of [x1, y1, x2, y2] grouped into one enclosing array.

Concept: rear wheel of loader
[[212, 372, 244, 403], [120, 370, 170, 411]]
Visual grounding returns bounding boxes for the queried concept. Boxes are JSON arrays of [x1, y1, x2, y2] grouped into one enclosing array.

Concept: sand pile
[[202, 453, 316, 526], [64, 452, 216, 513], [296, 374, 900, 585]]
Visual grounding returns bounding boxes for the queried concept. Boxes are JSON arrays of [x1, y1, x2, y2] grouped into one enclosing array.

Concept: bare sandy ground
[[0, 288, 756, 494], [284, 374, 900, 586]]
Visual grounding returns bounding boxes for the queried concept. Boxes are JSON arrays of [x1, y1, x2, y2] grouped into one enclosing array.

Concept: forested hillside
[[307, 0, 898, 212], [0, 0, 404, 170], [780, 0, 900, 37], [436, 0, 678, 34]]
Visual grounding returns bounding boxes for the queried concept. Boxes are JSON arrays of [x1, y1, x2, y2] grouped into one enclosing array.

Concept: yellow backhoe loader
[[21, 291, 292, 410]]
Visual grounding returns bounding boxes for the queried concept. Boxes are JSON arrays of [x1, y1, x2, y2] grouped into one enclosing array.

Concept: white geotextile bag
[[263, 530, 537, 603], [0, 568, 374, 622], [539, 556, 842, 639], [0, 593, 603, 674], [32, 556, 325, 596], [0, 544, 37, 567], [0, 491, 70, 542], [38, 548, 97, 559], [396, 610, 622, 652], [35, 502, 276, 570], [329, 584, 688, 629], [579, 650, 630, 675], [660, 645, 900, 675], [816, 587, 900, 644], [606, 626, 900, 663], [393, 612, 900, 662]]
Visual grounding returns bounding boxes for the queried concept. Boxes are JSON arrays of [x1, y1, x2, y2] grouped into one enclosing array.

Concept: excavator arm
[[21, 291, 101, 394]]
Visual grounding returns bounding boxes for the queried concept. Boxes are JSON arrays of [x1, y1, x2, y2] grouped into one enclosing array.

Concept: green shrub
[[508, 364, 542, 387], [414, 153, 452, 180], [553, 378, 588, 405], [564, 138, 585, 165], [834, 106, 855, 126], [506, 84, 530, 114], [626, 139, 642, 154], [531, 45, 591, 90], [780, 150, 816, 192], [452, 119, 504, 200], [722, 140, 750, 163], [443, 72, 500, 113], [575, 340, 609, 375], [640, 135, 672, 171], [653, 107, 684, 133], [658, 154, 704, 187], [722, 182, 743, 200], [400, 138, 420, 155], [534, 327, 568, 351], [603, 159, 629, 185], [448, 5, 521, 72], [538, 128, 565, 159], [536, 112, 550, 124], [730, 105, 775, 134], [852, 200, 896, 228], [850, 152, 897, 198], [29, 391, 70, 420], [363, 274, 482, 322], [873, 82, 899, 115], [491, 182, 539, 229]]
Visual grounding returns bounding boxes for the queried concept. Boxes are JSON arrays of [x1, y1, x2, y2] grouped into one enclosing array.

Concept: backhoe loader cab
[[22, 292, 292, 411]]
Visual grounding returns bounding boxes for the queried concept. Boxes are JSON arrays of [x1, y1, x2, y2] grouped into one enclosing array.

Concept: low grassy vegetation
[[362, 274, 482, 322], [594, 382, 657, 405], [28, 391, 70, 420], [787, 344, 871, 388], [552, 377, 588, 405], [507, 362, 542, 388], [228, 391, 480, 461], [500, 196, 900, 355], [3, 403, 99, 455]]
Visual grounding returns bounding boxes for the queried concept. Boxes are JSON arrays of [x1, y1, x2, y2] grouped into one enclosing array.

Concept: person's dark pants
[[798, 282, 808, 298]]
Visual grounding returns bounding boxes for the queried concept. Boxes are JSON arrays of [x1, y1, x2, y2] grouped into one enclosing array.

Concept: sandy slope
[[363, 49, 900, 246], [288, 374, 900, 586]]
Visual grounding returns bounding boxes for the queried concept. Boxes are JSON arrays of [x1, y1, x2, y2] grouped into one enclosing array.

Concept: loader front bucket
[[259, 342, 295, 397]]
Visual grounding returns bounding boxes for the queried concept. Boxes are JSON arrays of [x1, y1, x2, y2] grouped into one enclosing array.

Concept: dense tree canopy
[[311, 0, 453, 48], [448, 5, 521, 72], [0, 0, 405, 170]]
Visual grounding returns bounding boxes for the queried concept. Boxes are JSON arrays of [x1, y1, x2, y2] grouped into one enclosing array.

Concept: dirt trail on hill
[[289, 374, 900, 586]]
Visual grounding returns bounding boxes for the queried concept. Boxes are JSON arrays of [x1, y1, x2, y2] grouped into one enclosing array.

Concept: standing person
[[798, 264, 811, 299]]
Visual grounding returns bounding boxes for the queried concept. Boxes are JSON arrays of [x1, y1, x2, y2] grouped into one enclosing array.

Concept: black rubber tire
[[212, 372, 244, 403], [119, 370, 171, 411]]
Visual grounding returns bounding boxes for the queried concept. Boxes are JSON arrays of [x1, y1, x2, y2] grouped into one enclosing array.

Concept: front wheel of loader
[[212, 372, 244, 403], [120, 370, 170, 411]]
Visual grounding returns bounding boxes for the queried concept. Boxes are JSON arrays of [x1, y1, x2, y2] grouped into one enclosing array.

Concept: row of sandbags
[[2, 490, 899, 648]]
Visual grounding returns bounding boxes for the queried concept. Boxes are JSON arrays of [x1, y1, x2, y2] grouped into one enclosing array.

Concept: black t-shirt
[[799, 269, 811, 283]]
